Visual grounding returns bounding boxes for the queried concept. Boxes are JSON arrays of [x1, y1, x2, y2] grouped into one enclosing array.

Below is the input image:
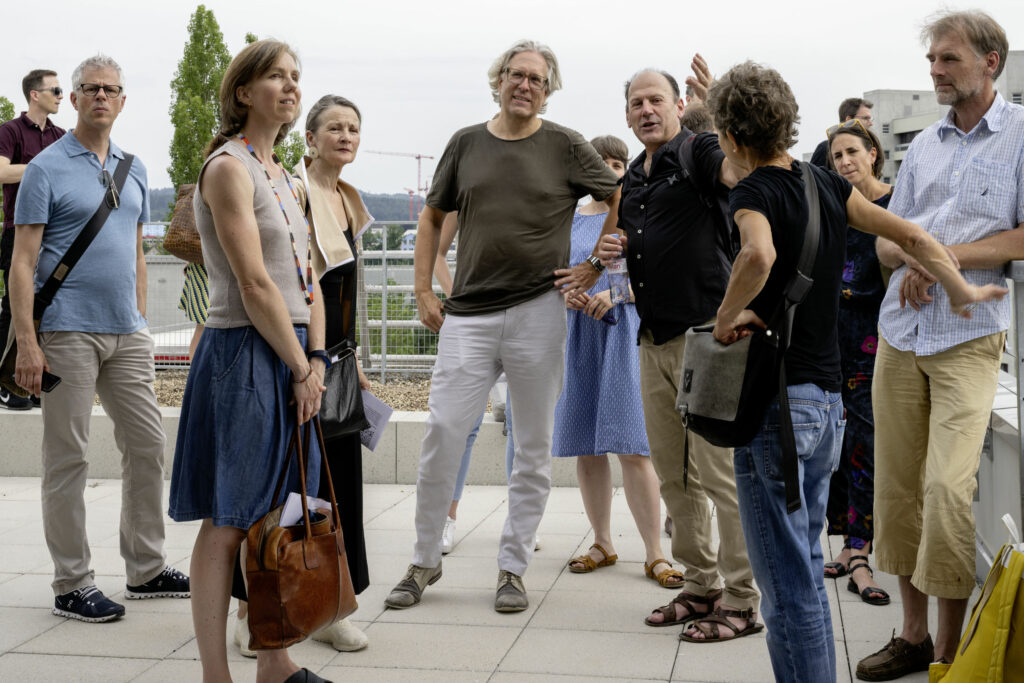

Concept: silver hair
[[71, 55, 125, 92], [487, 39, 562, 114]]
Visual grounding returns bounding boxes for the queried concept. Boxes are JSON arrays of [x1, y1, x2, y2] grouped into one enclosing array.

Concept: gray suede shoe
[[494, 570, 528, 612], [384, 563, 442, 609]]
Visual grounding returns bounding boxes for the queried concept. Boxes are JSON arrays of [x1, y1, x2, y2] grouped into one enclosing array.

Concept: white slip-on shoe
[[313, 617, 369, 652], [441, 516, 456, 555], [234, 613, 256, 658]]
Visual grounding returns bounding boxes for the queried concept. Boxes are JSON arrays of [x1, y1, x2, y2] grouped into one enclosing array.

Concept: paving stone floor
[[0, 477, 960, 682]]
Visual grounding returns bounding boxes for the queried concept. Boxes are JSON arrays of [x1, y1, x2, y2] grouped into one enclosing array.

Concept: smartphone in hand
[[41, 370, 62, 393]]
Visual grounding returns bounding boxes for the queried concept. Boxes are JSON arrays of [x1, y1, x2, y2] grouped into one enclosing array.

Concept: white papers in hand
[[360, 390, 393, 451]]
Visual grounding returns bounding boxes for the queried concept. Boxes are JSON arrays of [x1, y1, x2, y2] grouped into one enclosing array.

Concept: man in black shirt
[[558, 60, 760, 639]]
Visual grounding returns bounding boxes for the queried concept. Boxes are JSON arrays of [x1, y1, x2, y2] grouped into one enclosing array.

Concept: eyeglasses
[[503, 68, 548, 91], [78, 83, 123, 98], [826, 118, 870, 139], [99, 169, 120, 210], [35, 87, 62, 97]]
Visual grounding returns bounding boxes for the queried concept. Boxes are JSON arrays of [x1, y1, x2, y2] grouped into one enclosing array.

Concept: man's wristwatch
[[586, 255, 605, 273], [307, 349, 332, 370]]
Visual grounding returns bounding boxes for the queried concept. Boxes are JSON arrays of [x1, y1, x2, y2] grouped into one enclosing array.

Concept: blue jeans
[[451, 410, 485, 502], [733, 383, 844, 683]]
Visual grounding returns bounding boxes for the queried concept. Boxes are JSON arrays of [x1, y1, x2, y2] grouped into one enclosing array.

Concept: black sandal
[[824, 539, 851, 579], [644, 588, 722, 627], [847, 557, 891, 606]]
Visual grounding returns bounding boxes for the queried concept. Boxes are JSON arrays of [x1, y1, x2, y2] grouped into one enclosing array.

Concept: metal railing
[[146, 221, 447, 382]]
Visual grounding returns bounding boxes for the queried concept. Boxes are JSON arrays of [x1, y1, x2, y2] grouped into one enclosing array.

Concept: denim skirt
[[168, 325, 321, 529]]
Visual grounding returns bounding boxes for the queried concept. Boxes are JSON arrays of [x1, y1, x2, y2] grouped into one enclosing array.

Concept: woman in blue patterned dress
[[556, 136, 679, 587], [822, 119, 891, 605]]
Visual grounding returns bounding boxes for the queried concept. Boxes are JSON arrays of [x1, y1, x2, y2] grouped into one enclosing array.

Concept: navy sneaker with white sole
[[0, 387, 31, 411], [125, 566, 191, 599], [53, 586, 125, 623]]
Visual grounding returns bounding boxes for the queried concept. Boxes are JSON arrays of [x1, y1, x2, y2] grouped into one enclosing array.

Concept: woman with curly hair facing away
[[704, 61, 1005, 681]]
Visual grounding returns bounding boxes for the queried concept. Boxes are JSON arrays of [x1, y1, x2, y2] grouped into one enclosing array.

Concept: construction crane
[[366, 150, 435, 220]]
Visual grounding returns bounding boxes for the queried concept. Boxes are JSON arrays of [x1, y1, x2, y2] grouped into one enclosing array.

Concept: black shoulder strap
[[33, 154, 135, 320], [777, 161, 822, 514], [678, 132, 740, 259]]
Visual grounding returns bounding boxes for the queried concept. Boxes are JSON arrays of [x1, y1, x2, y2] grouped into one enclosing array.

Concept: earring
[[309, 148, 319, 160]]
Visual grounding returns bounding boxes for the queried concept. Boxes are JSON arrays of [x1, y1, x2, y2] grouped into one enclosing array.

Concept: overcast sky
[[4, 0, 1023, 195]]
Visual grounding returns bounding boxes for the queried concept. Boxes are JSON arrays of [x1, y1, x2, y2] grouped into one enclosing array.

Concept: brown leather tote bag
[[163, 184, 204, 264], [245, 418, 357, 650]]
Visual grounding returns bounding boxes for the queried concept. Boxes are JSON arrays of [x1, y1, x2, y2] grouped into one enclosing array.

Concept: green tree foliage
[[0, 96, 13, 124], [361, 224, 408, 252], [245, 32, 258, 44], [274, 131, 305, 173], [167, 5, 231, 191]]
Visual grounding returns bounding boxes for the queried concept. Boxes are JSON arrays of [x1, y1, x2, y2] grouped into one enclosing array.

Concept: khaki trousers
[[873, 333, 1003, 599], [39, 329, 167, 595], [639, 330, 758, 609]]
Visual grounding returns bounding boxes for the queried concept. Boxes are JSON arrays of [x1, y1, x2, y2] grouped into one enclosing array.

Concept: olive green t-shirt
[[426, 119, 619, 316]]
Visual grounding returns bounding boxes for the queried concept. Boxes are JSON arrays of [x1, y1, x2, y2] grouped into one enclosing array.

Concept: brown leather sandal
[[567, 543, 617, 573], [644, 588, 722, 627], [644, 558, 684, 588], [678, 606, 765, 643]]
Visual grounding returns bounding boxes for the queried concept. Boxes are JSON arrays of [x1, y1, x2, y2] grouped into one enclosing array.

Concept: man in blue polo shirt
[[0, 68, 65, 410], [10, 55, 189, 624]]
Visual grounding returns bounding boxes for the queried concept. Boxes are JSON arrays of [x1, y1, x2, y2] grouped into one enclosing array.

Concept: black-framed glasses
[[502, 68, 548, 91], [78, 83, 123, 98], [35, 86, 62, 97], [99, 169, 120, 210], [826, 118, 870, 139]]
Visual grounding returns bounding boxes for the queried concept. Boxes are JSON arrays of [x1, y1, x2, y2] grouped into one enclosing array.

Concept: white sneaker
[[534, 535, 541, 551], [441, 516, 456, 555], [313, 617, 368, 652], [233, 614, 256, 658]]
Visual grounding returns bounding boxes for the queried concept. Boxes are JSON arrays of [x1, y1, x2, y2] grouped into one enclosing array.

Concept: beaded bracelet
[[293, 365, 313, 384]]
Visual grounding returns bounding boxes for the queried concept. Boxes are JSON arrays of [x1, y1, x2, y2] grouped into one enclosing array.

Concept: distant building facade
[[864, 89, 947, 185]]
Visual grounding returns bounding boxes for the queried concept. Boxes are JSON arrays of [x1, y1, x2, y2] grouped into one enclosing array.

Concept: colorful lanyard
[[238, 134, 314, 305]]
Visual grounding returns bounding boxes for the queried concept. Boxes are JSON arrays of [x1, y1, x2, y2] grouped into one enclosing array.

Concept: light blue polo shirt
[[14, 132, 149, 334]]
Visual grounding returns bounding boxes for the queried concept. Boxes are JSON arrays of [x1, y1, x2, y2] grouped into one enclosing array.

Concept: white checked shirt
[[880, 92, 1024, 356]]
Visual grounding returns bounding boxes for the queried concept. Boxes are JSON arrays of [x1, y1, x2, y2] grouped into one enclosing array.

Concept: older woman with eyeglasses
[[820, 119, 892, 607]]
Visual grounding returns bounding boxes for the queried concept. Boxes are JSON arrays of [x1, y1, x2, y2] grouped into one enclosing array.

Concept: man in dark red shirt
[[0, 69, 65, 409]]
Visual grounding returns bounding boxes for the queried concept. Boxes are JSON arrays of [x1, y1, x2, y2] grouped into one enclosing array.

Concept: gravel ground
[[150, 370, 433, 410]]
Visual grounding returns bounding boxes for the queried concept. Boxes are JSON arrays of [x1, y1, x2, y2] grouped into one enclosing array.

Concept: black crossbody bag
[[676, 162, 820, 514], [0, 155, 135, 397]]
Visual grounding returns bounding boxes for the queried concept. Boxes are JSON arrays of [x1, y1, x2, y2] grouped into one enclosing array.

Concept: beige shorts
[[872, 332, 1003, 599]]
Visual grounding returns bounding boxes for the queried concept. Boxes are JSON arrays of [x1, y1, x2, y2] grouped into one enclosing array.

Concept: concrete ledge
[[0, 408, 616, 487]]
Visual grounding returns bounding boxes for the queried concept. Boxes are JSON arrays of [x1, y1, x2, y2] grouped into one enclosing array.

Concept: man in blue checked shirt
[[857, 10, 1024, 681]]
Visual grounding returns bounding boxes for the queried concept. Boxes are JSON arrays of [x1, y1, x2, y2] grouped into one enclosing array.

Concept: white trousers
[[412, 291, 567, 575]]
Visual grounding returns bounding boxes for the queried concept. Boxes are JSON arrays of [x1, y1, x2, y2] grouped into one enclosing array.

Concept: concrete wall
[[0, 409, 618, 487]]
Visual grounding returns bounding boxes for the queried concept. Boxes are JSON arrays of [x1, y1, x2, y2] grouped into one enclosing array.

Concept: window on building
[[882, 123, 890, 134], [913, 94, 920, 100], [883, 176, 891, 184], [885, 150, 890, 159], [1013, 93, 1023, 105]]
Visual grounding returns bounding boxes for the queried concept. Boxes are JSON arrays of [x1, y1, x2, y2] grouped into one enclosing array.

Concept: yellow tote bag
[[930, 514, 1024, 683]]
